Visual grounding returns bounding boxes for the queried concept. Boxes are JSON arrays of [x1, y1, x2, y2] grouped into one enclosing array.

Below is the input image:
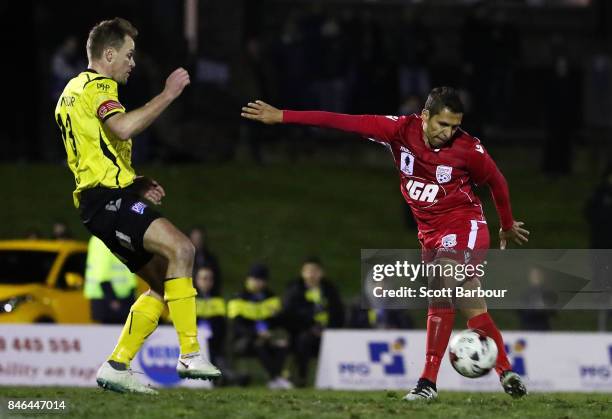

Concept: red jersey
[[282, 111, 514, 235]]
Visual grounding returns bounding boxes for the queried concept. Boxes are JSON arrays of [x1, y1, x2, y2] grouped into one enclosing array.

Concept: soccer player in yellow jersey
[[55, 17, 221, 394]]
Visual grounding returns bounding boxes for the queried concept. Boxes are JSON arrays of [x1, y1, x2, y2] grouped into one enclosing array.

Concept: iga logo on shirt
[[406, 179, 439, 203], [436, 165, 453, 184]]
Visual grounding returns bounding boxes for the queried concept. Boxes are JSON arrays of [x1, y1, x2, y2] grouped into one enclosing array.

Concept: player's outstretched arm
[[105, 68, 190, 140], [241, 100, 399, 142], [241, 100, 283, 124], [499, 221, 530, 250]]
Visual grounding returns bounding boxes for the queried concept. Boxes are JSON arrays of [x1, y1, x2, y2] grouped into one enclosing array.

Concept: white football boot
[[403, 378, 438, 401], [501, 371, 528, 398], [176, 353, 222, 380], [267, 377, 295, 390], [96, 362, 157, 395]]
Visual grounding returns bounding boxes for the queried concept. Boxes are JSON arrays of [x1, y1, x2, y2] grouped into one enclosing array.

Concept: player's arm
[[241, 100, 400, 143], [467, 143, 530, 249], [104, 68, 190, 140], [487, 169, 529, 249]]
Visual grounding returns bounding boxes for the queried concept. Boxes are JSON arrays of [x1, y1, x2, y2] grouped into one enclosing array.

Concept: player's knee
[[429, 297, 453, 309], [461, 306, 487, 320], [172, 238, 195, 266]]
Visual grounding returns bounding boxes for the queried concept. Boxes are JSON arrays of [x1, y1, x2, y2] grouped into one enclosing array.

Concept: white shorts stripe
[[467, 220, 479, 249]]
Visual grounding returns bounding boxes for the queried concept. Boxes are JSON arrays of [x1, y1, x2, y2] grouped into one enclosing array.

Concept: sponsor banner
[[0, 324, 211, 388], [316, 330, 612, 392]]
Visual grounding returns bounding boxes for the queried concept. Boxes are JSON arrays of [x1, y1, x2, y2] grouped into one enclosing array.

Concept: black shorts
[[80, 186, 162, 272]]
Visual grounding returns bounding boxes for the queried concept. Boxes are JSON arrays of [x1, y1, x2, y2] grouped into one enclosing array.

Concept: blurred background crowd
[[3, 0, 611, 172]]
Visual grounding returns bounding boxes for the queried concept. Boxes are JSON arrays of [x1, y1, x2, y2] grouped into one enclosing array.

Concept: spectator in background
[[194, 265, 248, 386], [584, 39, 612, 171], [50, 36, 84, 100], [234, 36, 277, 163], [396, 8, 432, 103], [84, 236, 137, 324], [584, 166, 612, 331], [52, 220, 72, 240], [46, 36, 86, 161], [314, 16, 349, 113], [189, 227, 222, 293], [517, 267, 555, 331], [348, 303, 414, 330], [228, 264, 293, 389], [282, 257, 344, 387], [25, 229, 42, 240], [542, 34, 581, 176]]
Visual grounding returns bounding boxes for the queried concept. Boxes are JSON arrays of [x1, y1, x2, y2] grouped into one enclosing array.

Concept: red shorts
[[418, 218, 490, 265]]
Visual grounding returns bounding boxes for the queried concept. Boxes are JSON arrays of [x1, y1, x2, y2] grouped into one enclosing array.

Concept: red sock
[[467, 312, 512, 375], [420, 307, 455, 383]]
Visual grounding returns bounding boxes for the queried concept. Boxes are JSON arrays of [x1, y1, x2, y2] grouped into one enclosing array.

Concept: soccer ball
[[448, 329, 498, 378]]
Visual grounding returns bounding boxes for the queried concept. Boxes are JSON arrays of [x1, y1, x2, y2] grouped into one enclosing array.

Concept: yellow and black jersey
[[228, 290, 281, 322], [55, 69, 136, 208]]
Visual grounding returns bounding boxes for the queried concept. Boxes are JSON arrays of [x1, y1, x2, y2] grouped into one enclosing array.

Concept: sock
[[108, 294, 165, 366], [467, 312, 512, 375], [164, 277, 200, 356], [420, 307, 455, 383]]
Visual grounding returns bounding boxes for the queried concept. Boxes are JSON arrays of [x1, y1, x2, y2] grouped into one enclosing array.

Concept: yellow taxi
[[0, 240, 92, 323]]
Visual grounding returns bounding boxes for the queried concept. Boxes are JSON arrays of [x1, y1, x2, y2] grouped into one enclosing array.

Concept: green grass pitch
[[1, 387, 610, 418]]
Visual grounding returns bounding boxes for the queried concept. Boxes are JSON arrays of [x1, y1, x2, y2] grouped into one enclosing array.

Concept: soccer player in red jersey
[[241, 87, 530, 400]]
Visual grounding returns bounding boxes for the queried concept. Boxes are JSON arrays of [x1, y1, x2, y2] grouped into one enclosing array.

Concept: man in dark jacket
[[282, 257, 344, 386], [194, 265, 249, 387], [228, 263, 293, 389], [585, 167, 612, 331]]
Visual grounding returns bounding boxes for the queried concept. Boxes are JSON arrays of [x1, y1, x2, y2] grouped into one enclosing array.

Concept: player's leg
[[453, 219, 514, 376], [142, 218, 221, 379], [457, 279, 527, 397], [456, 278, 513, 373], [405, 258, 458, 401], [106, 255, 167, 369], [142, 218, 199, 354], [85, 194, 164, 393]]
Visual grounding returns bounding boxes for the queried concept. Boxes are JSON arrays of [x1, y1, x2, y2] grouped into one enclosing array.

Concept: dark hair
[[87, 17, 138, 60], [424, 87, 464, 116], [247, 263, 269, 280], [302, 256, 323, 267]]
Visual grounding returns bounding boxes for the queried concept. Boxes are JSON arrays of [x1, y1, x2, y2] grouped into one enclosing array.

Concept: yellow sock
[[108, 294, 165, 365], [164, 277, 200, 355]]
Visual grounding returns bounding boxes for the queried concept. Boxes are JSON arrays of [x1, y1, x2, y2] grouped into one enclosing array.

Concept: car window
[[56, 252, 87, 290], [0, 250, 58, 284]]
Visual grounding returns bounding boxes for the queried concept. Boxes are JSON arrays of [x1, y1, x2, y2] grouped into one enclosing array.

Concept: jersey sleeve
[[282, 111, 402, 145], [85, 79, 125, 122], [465, 140, 514, 230]]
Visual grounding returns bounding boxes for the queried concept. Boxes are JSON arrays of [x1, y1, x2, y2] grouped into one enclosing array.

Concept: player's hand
[[163, 68, 191, 100], [499, 221, 530, 249], [241, 100, 283, 125], [143, 179, 166, 205], [134, 176, 166, 205]]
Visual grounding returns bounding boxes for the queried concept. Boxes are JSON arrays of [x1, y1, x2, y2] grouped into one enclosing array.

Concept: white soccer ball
[[448, 329, 498, 378]]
